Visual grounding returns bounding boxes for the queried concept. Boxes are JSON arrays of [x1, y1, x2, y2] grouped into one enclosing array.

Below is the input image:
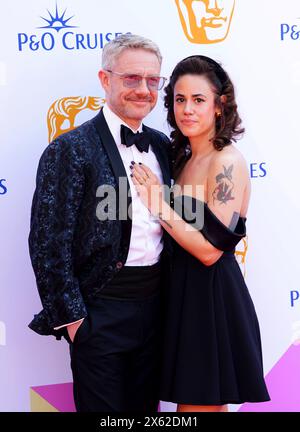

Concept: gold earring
[[216, 112, 221, 118]]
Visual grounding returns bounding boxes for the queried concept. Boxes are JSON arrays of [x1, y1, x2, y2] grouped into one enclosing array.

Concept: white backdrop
[[1, 0, 300, 412]]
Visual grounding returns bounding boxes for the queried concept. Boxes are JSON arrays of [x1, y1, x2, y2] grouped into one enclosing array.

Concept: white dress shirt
[[103, 104, 164, 266], [54, 105, 164, 330]]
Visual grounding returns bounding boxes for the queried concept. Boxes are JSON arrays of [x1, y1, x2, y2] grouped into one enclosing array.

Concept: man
[[28, 34, 172, 412]]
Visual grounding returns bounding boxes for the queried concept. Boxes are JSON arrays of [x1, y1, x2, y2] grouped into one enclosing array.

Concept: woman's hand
[[130, 162, 163, 217]]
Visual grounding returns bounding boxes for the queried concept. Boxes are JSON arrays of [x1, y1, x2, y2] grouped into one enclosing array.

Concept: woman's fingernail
[[129, 165, 133, 169], [130, 174, 133, 177], [139, 162, 142, 165], [131, 161, 135, 165]]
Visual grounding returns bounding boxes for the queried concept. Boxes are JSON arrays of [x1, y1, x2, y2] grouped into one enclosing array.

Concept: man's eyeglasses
[[105, 70, 167, 91]]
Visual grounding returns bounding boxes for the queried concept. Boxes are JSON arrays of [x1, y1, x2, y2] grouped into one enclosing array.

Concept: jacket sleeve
[[28, 138, 88, 329]]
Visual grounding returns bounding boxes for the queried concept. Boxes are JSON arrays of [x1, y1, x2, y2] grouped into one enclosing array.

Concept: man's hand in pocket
[[67, 319, 84, 342]]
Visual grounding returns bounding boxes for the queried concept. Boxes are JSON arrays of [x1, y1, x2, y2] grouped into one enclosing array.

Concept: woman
[[130, 55, 270, 412]]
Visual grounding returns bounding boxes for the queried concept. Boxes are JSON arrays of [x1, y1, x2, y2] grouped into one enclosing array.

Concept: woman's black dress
[[160, 196, 270, 405]]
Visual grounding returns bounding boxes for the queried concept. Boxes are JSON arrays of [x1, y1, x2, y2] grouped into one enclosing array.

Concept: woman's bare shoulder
[[211, 145, 246, 165]]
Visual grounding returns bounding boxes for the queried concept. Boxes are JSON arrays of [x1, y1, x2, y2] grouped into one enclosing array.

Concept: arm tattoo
[[228, 211, 240, 231], [212, 164, 235, 205], [158, 212, 173, 229]]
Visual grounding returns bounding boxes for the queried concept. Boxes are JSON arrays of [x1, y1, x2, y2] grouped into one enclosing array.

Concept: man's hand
[[67, 318, 84, 343]]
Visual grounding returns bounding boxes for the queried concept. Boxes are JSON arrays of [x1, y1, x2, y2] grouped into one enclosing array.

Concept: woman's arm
[[131, 150, 249, 266], [206, 150, 250, 230], [153, 198, 222, 266], [130, 163, 221, 266]]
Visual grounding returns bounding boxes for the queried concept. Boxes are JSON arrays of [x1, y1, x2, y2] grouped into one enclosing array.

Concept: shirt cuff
[[54, 318, 84, 330]]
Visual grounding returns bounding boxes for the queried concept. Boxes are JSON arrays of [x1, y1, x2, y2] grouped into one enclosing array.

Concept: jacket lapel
[[94, 109, 130, 190], [93, 109, 132, 260]]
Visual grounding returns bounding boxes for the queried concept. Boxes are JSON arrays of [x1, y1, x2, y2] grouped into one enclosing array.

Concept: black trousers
[[67, 262, 163, 412]]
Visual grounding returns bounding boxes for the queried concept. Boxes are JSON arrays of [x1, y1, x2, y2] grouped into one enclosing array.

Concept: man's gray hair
[[102, 34, 162, 70]]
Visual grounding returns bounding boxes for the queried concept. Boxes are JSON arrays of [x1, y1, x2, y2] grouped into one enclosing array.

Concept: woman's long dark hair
[[164, 55, 244, 178]]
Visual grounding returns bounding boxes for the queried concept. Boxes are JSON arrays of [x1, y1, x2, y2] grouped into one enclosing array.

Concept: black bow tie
[[120, 124, 151, 153]]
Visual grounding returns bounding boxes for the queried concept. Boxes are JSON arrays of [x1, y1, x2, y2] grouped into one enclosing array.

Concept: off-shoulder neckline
[[173, 194, 247, 235]]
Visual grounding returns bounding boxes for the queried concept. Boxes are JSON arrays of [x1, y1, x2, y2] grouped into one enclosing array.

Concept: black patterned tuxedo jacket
[[28, 109, 172, 338]]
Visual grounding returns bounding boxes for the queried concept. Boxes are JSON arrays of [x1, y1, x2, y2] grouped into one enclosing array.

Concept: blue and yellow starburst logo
[[37, 3, 78, 32]]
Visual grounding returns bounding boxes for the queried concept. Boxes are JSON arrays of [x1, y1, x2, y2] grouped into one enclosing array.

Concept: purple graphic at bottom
[[239, 344, 300, 412], [30, 344, 300, 412]]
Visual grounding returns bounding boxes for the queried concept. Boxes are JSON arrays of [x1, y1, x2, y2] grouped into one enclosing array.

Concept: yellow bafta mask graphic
[[235, 237, 248, 278], [47, 96, 105, 142], [175, 0, 235, 44]]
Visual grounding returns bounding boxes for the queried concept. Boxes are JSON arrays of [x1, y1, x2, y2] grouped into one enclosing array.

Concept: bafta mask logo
[[175, 0, 235, 44], [235, 237, 248, 278], [47, 96, 105, 142]]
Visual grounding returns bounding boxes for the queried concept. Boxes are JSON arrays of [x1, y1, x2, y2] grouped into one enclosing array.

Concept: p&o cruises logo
[[18, 3, 129, 52], [175, 0, 235, 44], [281, 18, 300, 41]]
